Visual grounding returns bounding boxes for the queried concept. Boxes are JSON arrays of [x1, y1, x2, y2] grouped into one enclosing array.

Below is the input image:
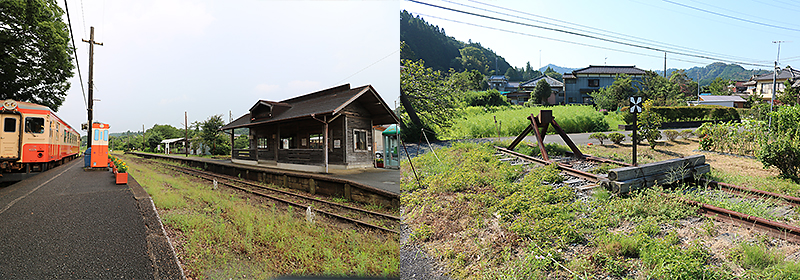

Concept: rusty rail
[[495, 147, 800, 242]]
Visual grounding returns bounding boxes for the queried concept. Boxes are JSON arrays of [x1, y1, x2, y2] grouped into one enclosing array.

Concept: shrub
[[730, 242, 783, 270], [664, 130, 680, 141], [680, 129, 694, 139], [589, 132, 607, 145], [638, 100, 662, 149], [758, 137, 800, 182], [608, 132, 626, 144]]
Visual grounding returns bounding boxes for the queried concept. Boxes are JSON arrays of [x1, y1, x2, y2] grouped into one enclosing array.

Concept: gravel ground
[[400, 220, 453, 280]]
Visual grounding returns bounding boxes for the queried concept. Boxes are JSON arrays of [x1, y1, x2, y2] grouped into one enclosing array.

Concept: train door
[[0, 114, 21, 160]]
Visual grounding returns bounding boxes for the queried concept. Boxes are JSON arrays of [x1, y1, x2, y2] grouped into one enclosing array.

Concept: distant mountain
[[539, 64, 578, 74], [654, 62, 769, 86]]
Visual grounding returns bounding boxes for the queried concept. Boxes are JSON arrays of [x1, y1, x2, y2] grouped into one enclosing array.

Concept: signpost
[[630, 96, 643, 166]]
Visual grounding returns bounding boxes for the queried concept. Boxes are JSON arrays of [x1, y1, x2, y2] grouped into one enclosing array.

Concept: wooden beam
[[507, 123, 533, 150], [530, 113, 549, 161]]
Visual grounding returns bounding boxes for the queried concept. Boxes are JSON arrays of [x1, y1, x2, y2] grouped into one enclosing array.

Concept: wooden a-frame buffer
[[506, 110, 584, 161]]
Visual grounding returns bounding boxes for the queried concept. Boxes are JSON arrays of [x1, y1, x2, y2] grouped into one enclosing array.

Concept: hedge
[[622, 105, 740, 123]]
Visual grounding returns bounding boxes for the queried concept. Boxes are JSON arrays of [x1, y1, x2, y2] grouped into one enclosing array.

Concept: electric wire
[[684, 0, 799, 28], [63, 0, 88, 110], [79, 0, 87, 37], [460, 0, 766, 64], [415, 12, 710, 66], [661, 0, 800, 32], [407, 1, 771, 67], [334, 49, 399, 86]]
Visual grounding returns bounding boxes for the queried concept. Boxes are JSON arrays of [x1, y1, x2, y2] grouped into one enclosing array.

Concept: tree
[[709, 77, 732, 95], [400, 59, 457, 141], [777, 80, 800, 106], [504, 67, 522, 81], [640, 71, 683, 106], [589, 74, 637, 111], [200, 115, 228, 155], [0, 0, 74, 111], [456, 46, 490, 74], [529, 79, 552, 105], [447, 69, 486, 93], [543, 67, 563, 82]]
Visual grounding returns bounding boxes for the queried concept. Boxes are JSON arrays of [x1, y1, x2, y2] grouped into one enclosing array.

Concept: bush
[[589, 132, 607, 145], [680, 129, 694, 139], [622, 105, 740, 124], [758, 137, 800, 182], [608, 132, 626, 144], [664, 130, 680, 141], [461, 89, 510, 107]]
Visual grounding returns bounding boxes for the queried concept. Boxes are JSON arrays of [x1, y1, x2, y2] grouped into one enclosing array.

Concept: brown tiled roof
[[221, 84, 399, 130], [572, 65, 647, 75]]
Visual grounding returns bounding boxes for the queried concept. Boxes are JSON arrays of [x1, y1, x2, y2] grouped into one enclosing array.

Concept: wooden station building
[[220, 84, 399, 173]]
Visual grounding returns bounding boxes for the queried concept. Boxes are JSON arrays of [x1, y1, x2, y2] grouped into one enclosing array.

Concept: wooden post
[[309, 178, 316, 195], [344, 183, 351, 200]]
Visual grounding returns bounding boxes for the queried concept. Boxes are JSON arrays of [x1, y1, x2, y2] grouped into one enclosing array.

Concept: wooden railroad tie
[[600, 154, 709, 194]]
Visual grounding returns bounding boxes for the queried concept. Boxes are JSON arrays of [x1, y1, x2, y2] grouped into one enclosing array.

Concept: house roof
[[572, 65, 647, 75], [563, 73, 576, 79], [488, 75, 507, 81], [698, 95, 745, 102], [519, 75, 564, 88], [752, 67, 800, 81], [161, 138, 186, 144], [220, 84, 399, 130]]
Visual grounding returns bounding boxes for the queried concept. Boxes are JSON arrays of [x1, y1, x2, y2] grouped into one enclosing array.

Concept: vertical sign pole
[[632, 113, 637, 166]]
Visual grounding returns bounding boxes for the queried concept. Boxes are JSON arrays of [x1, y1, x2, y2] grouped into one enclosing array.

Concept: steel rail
[[157, 162, 400, 234], [495, 147, 800, 242]]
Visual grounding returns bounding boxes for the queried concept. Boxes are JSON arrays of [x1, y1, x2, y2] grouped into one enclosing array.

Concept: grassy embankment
[[436, 105, 625, 140], [402, 138, 800, 279], [120, 153, 398, 279]]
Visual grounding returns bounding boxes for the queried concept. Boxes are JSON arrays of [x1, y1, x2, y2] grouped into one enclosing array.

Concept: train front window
[[25, 117, 44, 134], [4, 118, 16, 132]]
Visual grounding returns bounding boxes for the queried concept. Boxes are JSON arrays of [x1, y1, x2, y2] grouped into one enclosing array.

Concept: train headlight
[[37, 153, 43, 158]]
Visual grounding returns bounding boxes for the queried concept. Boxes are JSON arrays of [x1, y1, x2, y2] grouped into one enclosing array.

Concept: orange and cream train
[[0, 100, 80, 174]]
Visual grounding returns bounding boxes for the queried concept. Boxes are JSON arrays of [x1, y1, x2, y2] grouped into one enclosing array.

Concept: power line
[[685, 0, 800, 28], [407, 0, 771, 67], [458, 0, 768, 64], [662, 0, 800, 32], [63, 0, 88, 110], [415, 13, 711, 66], [334, 49, 399, 86]]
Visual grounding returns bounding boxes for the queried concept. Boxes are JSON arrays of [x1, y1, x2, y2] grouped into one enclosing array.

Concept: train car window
[[4, 118, 16, 132], [24, 117, 44, 134]]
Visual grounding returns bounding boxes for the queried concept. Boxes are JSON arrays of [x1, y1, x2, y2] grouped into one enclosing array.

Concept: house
[[487, 75, 521, 94], [219, 84, 399, 173], [687, 95, 746, 108], [751, 67, 800, 101], [516, 75, 565, 105], [563, 65, 647, 104]]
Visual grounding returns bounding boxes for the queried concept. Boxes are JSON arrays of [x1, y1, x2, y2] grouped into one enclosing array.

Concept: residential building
[[751, 67, 800, 101], [563, 65, 647, 104], [514, 75, 564, 105]]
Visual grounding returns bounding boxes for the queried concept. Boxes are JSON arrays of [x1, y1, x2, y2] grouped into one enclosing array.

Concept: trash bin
[[84, 147, 91, 168]]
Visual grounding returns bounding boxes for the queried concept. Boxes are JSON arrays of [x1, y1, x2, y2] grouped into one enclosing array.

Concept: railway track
[[141, 158, 401, 235], [495, 146, 800, 242]]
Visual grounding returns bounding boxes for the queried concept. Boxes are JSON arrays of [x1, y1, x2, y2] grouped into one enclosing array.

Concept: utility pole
[[185, 112, 189, 157], [770, 40, 787, 129], [82, 26, 102, 149], [664, 52, 667, 78], [142, 124, 145, 151]]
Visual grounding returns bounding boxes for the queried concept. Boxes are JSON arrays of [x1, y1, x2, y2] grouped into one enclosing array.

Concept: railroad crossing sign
[[629, 96, 643, 113]]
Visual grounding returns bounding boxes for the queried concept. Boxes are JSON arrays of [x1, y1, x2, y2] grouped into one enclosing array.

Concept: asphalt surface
[[0, 159, 183, 279]]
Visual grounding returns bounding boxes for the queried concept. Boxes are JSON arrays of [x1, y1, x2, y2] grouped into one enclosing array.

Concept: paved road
[[0, 159, 183, 279]]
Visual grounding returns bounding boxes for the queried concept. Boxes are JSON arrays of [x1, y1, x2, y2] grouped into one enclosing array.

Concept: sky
[[401, 0, 800, 73], [57, 0, 400, 134]]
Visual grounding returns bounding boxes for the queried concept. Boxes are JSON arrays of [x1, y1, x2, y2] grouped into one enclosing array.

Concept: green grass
[[124, 154, 398, 279], [437, 105, 624, 140]]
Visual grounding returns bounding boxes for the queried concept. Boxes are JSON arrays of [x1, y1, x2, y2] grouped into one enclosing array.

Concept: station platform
[[0, 158, 183, 279], [136, 153, 401, 195]]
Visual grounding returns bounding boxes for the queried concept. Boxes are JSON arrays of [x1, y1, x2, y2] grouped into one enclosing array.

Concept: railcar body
[[0, 100, 80, 173]]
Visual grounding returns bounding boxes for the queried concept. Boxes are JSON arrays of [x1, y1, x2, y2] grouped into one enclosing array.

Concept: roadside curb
[[129, 175, 186, 280]]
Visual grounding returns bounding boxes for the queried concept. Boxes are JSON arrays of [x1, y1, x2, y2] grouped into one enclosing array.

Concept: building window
[[568, 97, 576, 103], [309, 133, 323, 149], [257, 138, 268, 149], [4, 118, 16, 133], [280, 135, 296, 149], [354, 130, 367, 151], [25, 117, 44, 134], [588, 79, 600, 87], [566, 79, 576, 84]]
